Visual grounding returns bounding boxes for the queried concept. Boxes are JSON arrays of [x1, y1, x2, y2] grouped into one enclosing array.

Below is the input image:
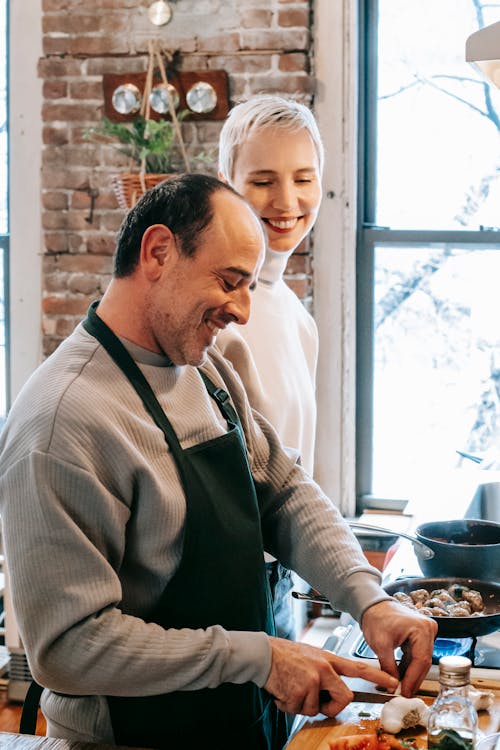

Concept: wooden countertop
[[0, 734, 148, 749], [286, 681, 500, 750]]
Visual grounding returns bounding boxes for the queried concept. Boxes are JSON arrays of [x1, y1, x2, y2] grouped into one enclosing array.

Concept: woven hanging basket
[[111, 173, 175, 211]]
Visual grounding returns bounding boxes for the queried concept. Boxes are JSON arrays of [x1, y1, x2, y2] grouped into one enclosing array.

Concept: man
[[0, 175, 436, 750]]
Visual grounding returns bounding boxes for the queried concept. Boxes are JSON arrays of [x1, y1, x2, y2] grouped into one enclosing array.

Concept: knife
[[318, 689, 395, 705], [319, 677, 399, 705]]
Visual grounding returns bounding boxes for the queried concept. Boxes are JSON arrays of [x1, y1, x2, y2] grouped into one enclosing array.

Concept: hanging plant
[[84, 40, 213, 210], [84, 113, 188, 175]]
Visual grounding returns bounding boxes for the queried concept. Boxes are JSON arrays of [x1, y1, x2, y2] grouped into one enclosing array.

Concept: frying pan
[[349, 520, 500, 581], [383, 576, 500, 637]]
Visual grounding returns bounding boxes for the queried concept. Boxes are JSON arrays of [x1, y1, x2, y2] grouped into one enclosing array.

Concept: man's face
[[146, 190, 265, 366], [229, 127, 322, 254]]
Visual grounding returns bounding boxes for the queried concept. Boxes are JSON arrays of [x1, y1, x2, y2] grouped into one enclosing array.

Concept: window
[[0, 0, 8, 423], [357, 0, 500, 506]]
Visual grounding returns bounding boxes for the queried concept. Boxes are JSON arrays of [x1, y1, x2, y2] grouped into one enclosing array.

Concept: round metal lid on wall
[[149, 83, 180, 114], [111, 83, 142, 115], [185, 81, 218, 114]]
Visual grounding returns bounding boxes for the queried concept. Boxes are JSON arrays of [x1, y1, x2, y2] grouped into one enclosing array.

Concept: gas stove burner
[[324, 612, 500, 680], [354, 635, 477, 665], [432, 637, 475, 662]]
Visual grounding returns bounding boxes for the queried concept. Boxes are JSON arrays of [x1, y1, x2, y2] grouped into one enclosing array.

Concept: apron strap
[[198, 369, 241, 426], [19, 679, 44, 735], [83, 301, 242, 440], [83, 301, 184, 455]]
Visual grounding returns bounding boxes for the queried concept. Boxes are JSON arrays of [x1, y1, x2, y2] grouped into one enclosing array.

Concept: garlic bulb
[[468, 685, 494, 711], [380, 696, 429, 734]]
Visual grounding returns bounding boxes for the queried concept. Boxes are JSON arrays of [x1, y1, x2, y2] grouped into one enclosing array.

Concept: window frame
[[1, 0, 9, 416], [355, 0, 500, 509]]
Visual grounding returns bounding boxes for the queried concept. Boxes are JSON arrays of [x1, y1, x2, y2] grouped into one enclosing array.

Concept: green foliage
[[84, 114, 187, 173]]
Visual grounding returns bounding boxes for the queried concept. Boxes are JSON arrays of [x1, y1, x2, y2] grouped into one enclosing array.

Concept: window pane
[[372, 244, 500, 497], [377, 0, 500, 230], [0, 0, 6, 422], [0, 0, 6, 234], [0, 238, 5, 420]]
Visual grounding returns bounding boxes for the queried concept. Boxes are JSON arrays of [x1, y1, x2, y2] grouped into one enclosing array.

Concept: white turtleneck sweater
[[216, 247, 318, 477]]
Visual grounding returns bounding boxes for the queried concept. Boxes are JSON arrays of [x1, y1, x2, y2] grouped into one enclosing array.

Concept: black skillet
[[383, 576, 500, 637]]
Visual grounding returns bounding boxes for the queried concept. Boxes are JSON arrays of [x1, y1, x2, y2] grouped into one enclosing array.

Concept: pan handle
[[347, 521, 435, 560]]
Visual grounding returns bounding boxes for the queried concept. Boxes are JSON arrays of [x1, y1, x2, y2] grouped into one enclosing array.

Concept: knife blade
[[318, 689, 395, 705], [319, 677, 399, 706]]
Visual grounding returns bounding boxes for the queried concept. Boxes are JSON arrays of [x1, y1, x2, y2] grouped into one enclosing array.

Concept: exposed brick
[[55, 317, 80, 338], [43, 254, 114, 274], [43, 146, 100, 169], [44, 233, 70, 253], [101, 213, 125, 232], [44, 13, 127, 34], [42, 336, 62, 357], [67, 212, 101, 231], [198, 33, 241, 53], [278, 52, 309, 73], [245, 73, 314, 96], [69, 80, 103, 100], [278, 8, 309, 27], [43, 80, 68, 99], [42, 169, 92, 191], [240, 9, 272, 28], [42, 102, 102, 123], [43, 191, 69, 211], [178, 56, 209, 72], [43, 126, 70, 146], [86, 57, 147, 76], [44, 271, 70, 293], [69, 36, 130, 57], [208, 54, 272, 74], [240, 29, 309, 51], [42, 295, 90, 315], [38, 58, 84, 78], [286, 254, 311, 275], [67, 273, 103, 295], [42, 211, 68, 231], [133, 34, 197, 55], [284, 276, 310, 299], [42, 37, 71, 56], [86, 235, 117, 255]]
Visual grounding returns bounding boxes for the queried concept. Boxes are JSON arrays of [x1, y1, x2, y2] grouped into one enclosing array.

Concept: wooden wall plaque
[[102, 70, 230, 122]]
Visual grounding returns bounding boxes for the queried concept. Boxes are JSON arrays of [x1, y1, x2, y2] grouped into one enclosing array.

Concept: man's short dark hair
[[114, 173, 242, 277]]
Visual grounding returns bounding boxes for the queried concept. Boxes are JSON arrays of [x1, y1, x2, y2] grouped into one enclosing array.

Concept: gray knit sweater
[[0, 323, 388, 743]]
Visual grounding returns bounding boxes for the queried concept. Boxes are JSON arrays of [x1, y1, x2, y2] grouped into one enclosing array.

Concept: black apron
[[83, 302, 288, 750]]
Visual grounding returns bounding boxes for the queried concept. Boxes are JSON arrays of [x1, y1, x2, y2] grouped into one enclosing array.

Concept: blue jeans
[[265, 560, 295, 641]]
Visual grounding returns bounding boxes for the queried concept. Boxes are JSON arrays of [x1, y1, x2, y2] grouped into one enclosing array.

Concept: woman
[[217, 94, 324, 639]]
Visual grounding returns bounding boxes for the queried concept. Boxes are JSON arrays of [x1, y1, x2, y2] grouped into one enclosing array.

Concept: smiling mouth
[[264, 217, 300, 231], [205, 319, 220, 338]]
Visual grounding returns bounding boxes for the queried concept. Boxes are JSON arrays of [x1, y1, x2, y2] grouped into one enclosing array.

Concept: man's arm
[[264, 638, 398, 717], [206, 350, 436, 696]]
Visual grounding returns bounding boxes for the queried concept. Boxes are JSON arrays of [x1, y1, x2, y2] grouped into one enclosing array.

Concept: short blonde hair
[[218, 94, 325, 181]]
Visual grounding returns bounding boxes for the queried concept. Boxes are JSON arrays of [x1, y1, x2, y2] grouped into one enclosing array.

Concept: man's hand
[[361, 599, 437, 697], [264, 636, 399, 717]]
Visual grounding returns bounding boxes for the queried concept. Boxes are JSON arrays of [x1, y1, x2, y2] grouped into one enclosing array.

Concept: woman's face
[[227, 127, 322, 254]]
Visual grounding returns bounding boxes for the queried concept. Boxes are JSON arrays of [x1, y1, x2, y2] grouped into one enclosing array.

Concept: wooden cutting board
[[286, 685, 500, 750]]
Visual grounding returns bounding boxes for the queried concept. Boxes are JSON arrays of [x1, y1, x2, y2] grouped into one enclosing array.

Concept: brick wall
[[40, 0, 315, 355]]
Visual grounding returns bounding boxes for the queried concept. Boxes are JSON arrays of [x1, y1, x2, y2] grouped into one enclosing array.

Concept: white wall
[[313, 0, 358, 516], [8, 0, 43, 401]]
